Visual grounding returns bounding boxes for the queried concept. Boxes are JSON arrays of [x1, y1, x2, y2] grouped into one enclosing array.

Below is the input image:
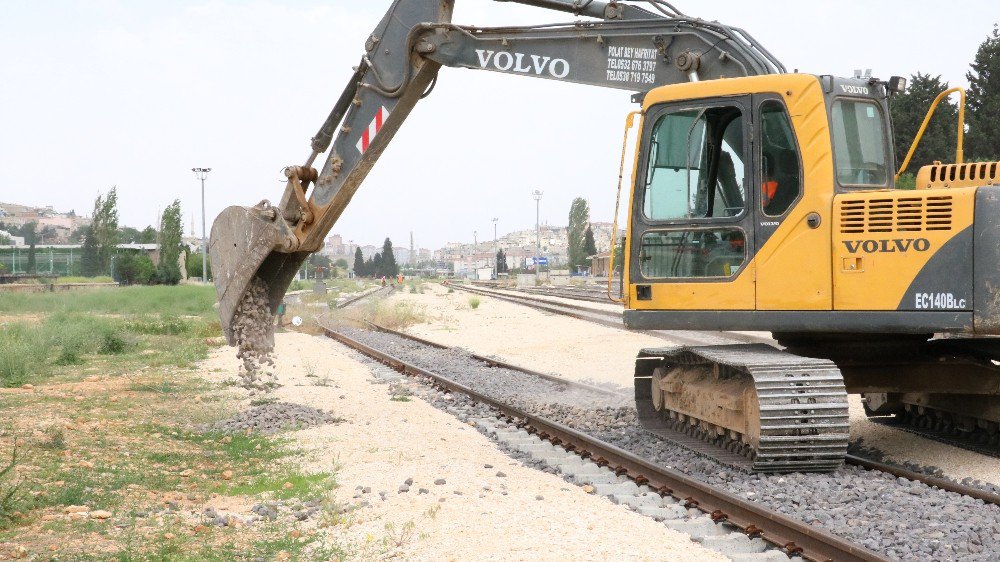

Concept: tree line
[[891, 25, 1000, 179], [352, 237, 399, 278], [0, 186, 197, 284]]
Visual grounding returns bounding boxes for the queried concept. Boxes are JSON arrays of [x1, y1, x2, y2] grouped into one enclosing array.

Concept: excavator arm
[[210, 0, 784, 343]]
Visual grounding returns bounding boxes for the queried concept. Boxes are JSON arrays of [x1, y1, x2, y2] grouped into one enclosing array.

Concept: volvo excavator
[[210, 0, 1000, 472]]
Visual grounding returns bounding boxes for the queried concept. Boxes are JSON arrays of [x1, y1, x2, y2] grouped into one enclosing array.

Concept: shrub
[[157, 263, 182, 286], [468, 297, 480, 310], [186, 251, 212, 280], [0, 444, 22, 523], [98, 328, 130, 354]]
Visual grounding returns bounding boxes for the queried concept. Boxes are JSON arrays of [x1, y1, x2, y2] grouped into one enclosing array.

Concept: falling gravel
[[231, 277, 277, 393], [335, 325, 1000, 562], [209, 401, 337, 434]]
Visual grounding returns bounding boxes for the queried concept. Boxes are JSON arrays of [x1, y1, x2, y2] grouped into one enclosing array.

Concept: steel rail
[[333, 285, 394, 309], [451, 283, 773, 346], [844, 454, 1000, 506], [358, 319, 1000, 508], [323, 324, 887, 562], [363, 321, 625, 399]]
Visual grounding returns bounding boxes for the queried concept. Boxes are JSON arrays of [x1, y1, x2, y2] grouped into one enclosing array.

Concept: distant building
[[0, 201, 91, 244]]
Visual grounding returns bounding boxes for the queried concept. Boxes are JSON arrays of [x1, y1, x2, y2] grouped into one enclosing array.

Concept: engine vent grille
[[838, 195, 953, 234]]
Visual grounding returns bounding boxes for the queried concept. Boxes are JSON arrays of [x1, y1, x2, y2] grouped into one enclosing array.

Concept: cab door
[[628, 96, 756, 311], [752, 94, 831, 310]]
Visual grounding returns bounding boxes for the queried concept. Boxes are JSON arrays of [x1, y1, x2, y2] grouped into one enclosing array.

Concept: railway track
[[354, 321, 1000, 507], [332, 284, 394, 308], [323, 322, 889, 562], [458, 282, 1000, 460], [453, 283, 773, 346]]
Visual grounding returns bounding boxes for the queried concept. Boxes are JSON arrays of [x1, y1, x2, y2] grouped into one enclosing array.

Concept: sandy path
[[393, 284, 1000, 487], [201, 332, 723, 561]]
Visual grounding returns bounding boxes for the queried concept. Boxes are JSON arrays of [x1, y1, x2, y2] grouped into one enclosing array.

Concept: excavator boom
[[209, 0, 783, 343]]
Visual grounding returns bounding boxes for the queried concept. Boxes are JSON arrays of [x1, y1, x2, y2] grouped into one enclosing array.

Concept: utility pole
[[191, 167, 212, 282], [532, 189, 543, 284], [492, 217, 498, 279]]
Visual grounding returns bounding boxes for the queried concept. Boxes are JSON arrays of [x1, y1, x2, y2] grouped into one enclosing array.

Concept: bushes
[[113, 253, 157, 285], [186, 251, 212, 280]]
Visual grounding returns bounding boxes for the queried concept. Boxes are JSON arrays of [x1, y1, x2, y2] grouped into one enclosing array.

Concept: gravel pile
[[231, 277, 277, 392], [210, 402, 337, 434], [337, 326, 1000, 561]]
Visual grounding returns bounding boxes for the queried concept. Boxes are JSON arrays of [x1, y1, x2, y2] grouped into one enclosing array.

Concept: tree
[[19, 222, 37, 274], [380, 238, 398, 277], [68, 225, 88, 243], [80, 226, 100, 276], [334, 258, 349, 270], [612, 236, 625, 274], [371, 252, 383, 278], [583, 225, 598, 261], [118, 226, 141, 243], [82, 187, 120, 276], [567, 198, 590, 269], [309, 253, 333, 279], [890, 73, 959, 175], [138, 226, 158, 244], [496, 248, 508, 274], [157, 199, 183, 285], [353, 247, 365, 276], [968, 24, 1000, 161]]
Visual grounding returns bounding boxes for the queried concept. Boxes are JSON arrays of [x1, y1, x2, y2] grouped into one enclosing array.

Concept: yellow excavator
[[210, 0, 1000, 472]]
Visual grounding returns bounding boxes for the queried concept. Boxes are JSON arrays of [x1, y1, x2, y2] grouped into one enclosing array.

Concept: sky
[[1, 0, 996, 250]]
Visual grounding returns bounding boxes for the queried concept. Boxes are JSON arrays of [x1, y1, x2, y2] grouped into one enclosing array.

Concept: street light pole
[[491, 217, 498, 279], [532, 189, 543, 284], [191, 167, 212, 282]]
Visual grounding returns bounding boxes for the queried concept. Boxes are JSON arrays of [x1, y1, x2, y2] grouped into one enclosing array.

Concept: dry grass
[[321, 296, 428, 331]]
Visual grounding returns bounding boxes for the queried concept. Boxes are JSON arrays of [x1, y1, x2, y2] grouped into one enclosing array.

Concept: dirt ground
[[200, 332, 724, 561], [391, 283, 1000, 487]]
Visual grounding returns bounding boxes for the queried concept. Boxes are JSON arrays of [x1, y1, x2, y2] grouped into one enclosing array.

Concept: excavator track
[[635, 344, 850, 473], [868, 402, 1000, 458]]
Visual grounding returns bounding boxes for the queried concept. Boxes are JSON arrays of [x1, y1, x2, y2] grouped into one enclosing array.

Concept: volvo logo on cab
[[842, 238, 931, 253], [475, 49, 571, 78]]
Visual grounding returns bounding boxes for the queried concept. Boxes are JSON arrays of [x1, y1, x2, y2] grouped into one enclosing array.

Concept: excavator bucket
[[209, 205, 308, 345]]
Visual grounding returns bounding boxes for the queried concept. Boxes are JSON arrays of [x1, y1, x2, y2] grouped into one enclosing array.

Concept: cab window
[[830, 99, 888, 186], [643, 106, 746, 221], [639, 228, 746, 278], [759, 100, 802, 216]]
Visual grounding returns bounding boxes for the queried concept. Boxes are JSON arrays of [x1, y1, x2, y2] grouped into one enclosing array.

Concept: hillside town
[[2, 200, 619, 279]]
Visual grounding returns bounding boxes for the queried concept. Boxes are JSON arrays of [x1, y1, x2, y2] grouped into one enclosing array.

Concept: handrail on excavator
[[608, 110, 641, 304], [895, 87, 967, 181]]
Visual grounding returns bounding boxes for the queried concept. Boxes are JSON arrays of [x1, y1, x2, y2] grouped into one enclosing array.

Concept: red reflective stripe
[[375, 107, 384, 131], [361, 129, 371, 152]]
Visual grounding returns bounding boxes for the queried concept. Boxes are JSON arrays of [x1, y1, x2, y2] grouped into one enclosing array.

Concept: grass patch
[[0, 287, 218, 387], [0, 284, 351, 559], [468, 296, 481, 309], [225, 471, 332, 500], [54, 276, 114, 284]]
